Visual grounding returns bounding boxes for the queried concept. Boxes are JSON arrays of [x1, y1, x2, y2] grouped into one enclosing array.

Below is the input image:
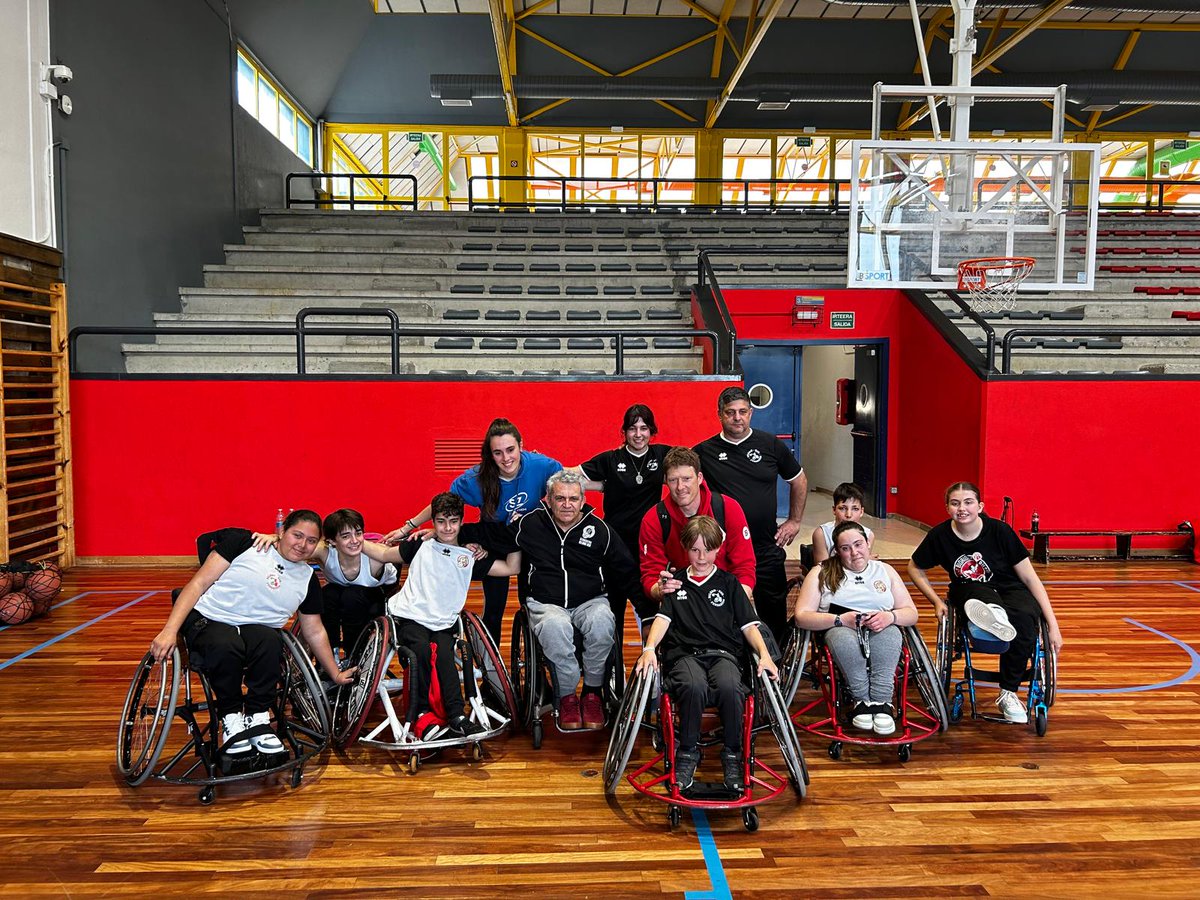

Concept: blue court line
[[0, 590, 155, 635], [1056, 617, 1200, 695], [684, 809, 733, 900], [0, 591, 159, 671], [1173, 582, 1200, 594]]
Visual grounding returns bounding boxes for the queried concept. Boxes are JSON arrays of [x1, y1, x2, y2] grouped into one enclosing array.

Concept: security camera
[[47, 64, 73, 82]]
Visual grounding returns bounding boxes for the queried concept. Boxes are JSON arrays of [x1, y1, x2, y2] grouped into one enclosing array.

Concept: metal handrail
[[970, 176, 1199, 212], [285, 172, 419, 210], [1000, 324, 1200, 373], [297, 307, 400, 375], [933, 284, 998, 373]]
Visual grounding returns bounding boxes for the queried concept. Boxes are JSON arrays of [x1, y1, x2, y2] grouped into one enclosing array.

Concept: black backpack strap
[[657, 501, 671, 544], [711, 492, 726, 531]]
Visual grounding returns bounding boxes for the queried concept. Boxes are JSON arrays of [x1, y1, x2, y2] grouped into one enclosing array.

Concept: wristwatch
[[831, 613, 843, 628]]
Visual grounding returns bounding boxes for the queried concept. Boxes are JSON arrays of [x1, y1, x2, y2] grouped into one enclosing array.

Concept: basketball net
[[956, 257, 1036, 314]]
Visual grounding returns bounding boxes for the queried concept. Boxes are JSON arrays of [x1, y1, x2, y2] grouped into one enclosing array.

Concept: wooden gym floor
[[2, 561, 1199, 898]]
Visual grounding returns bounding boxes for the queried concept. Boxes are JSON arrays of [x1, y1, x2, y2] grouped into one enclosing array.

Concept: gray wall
[[800, 343, 854, 495], [51, 0, 311, 372]]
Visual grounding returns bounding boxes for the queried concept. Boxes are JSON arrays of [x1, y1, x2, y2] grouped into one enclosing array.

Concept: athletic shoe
[[221, 712, 251, 755], [580, 691, 605, 730], [964, 599, 1017, 642], [674, 748, 701, 792], [447, 714, 487, 738], [872, 706, 897, 736], [851, 701, 874, 731], [415, 711, 448, 741], [996, 689, 1029, 724], [558, 694, 583, 730], [721, 748, 745, 792], [245, 711, 284, 754]]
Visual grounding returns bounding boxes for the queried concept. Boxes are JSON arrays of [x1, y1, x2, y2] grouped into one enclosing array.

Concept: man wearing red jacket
[[638, 446, 757, 609]]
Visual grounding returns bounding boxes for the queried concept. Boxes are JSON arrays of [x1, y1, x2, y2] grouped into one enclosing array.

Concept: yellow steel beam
[[979, 8, 1008, 62], [1096, 103, 1156, 130], [1086, 30, 1141, 133], [706, 0, 740, 124], [486, 0, 519, 126], [705, 0, 786, 129], [679, 0, 742, 64], [514, 0, 555, 20], [972, 0, 1074, 75]]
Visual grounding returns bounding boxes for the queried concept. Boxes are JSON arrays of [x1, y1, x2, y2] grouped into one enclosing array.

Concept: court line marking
[[1173, 581, 1200, 594], [0, 590, 154, 635], [684, 809, 732, 900], [1056, 617, 1200, 695], [0, 591, 160, 671]]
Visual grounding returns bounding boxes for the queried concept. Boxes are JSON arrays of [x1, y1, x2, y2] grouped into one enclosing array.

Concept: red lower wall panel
[[70, 379, 729, 558]]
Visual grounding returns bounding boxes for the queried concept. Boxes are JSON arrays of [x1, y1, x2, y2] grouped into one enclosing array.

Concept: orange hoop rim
[[957, 256, 1036, 291]]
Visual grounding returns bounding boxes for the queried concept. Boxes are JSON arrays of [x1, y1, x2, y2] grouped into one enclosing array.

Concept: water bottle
[[275, 508, 284, 537], [1031, 510, 1040, 533]]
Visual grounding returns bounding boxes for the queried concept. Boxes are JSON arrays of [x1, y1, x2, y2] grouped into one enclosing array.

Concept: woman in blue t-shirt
[[387, 418, 561, 643]]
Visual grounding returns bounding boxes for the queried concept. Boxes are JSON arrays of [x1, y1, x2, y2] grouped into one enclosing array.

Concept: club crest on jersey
[[579, 523, 596, 547], [746, 449, 762, 463], [505, 492, 530, 513], [874, 580, 888, 593], [708, 589, 726, 608], [647, 459, 659, 470], [616, 462, 626, 471], [265, 572, 282, 590], [456, 554, 470, 569], [954, 552, 992, 582]]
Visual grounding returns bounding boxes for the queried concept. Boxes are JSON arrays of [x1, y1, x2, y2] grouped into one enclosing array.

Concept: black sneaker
[[721, 748, 744, 792], [448, 714, 487, 738], [674, 748, 701, 792]]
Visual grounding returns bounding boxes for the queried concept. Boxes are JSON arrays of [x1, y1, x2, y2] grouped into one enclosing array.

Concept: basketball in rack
[[956, 257, 1036, 314]]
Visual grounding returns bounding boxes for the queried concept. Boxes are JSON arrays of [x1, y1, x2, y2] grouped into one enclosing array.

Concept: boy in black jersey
[[636, 516, 777, 793]]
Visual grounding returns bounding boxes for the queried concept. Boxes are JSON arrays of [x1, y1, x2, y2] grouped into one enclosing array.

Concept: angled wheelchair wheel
[[463, 610, 518, 723], [280, 629, 331, 743], [903, 626, 951, 733], [1039, 620, 1057, 708], [117, 650, 180, 787], [934, 608, 956, 697], [334, 615, 389, 748], [759, 667, 808, 798], [780, 625, 811, 708], [510, 606, 540, 732], [602, 665, 656, 795]]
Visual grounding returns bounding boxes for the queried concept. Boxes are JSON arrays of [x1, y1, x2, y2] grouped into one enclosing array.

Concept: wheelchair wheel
[[779, 624, 811, 709], [462, 610, 518, 723], [116, 650, 180, 787], [334, 616, 389, 748], [934, 608, 955, 696], [602, 665, 656, 795], [758, 667, 808, 798], [902, 626, 951, 733], [1039, 620, 1057, 708], [668, 805, 682, 829], [510, 606, 540, 733], [280, 630, 331, 743]]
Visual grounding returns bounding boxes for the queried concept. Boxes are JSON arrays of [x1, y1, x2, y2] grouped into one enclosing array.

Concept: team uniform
[[695, 428, 803, 643], [320, 547, 398, 655], [637, 481, 756, 600], [580, 443, 669, 624], [184, 529, 322, 718], [387, 537, 493, 725], [657, 565, 761, 756], [817, 558, 904, 707], [449, 449, 563, 643], [513, 503, 637, 697], [911, 515, 1040, 691]]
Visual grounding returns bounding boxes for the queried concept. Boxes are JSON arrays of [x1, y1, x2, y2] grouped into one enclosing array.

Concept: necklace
[[626, 446, 649, 485]]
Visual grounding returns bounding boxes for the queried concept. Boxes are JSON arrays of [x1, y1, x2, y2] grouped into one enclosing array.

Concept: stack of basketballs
[[0, 561, 63, 626]]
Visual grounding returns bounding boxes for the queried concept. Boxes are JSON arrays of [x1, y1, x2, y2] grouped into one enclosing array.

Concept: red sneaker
[[558, 694, 582, 729], [581, 691, 605, 730]]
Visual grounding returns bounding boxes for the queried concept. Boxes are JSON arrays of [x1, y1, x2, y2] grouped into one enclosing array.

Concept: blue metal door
[[738, 344, 801, 519]]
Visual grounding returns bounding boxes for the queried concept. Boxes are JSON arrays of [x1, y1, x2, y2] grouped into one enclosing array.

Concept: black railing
[[940, 288, 998, 373], [971, 176, 1199, 213], [69, 311, 722, 377], [285, 173, 419, 210], [1000, 324, 1200, 374], [466, 176, 846, 213]]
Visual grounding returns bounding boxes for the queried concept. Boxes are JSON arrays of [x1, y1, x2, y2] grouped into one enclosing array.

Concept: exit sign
[[830, 312, 855, 329], [794, 137, 813, 148], [1173, 139, 1189, 150], [407, 132, 424, 142]]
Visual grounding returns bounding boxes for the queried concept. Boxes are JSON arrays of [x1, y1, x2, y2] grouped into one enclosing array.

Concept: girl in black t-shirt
[[636, 516, 776, 793], [907, 482, 1063, 724]]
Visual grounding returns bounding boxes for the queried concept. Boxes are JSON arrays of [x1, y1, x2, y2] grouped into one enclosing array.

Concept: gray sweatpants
[[525, 596, 615, 698], [824, 624, 903, 706]]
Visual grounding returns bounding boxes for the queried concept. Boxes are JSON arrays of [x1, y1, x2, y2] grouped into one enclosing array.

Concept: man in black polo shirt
[[694, 386, 807, 642]]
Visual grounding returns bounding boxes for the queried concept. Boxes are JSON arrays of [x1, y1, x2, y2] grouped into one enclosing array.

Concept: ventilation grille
[[435, 439, 479, 473]]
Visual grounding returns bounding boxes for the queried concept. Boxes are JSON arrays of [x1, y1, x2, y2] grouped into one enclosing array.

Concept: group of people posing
[[149, 387, 1064, 785]]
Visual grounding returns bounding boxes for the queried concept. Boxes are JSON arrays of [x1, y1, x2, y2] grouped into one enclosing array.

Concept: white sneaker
[[964, 599, 1017, 642], [851, 702, 874, 730], [873, 708, 897, 736], [221, 712, 251, 755], [246, 711, 285, 754], [996, 689, 1028, 724]]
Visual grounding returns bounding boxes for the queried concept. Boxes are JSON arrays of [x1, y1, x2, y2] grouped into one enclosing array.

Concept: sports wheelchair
[[509, 600, 625, 748], [116, 627, 330, 804], [935, 603, 1057, 736], [789, 624, 949, 762], [333, 610, 516, 773], [603, 650, 807, 832]]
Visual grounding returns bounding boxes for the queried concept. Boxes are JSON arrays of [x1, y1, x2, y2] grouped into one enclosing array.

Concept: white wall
[[800, 343, 855, 492], [0, 0, 53, 244]]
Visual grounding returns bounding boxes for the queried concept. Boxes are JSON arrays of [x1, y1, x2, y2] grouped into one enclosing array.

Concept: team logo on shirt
[[718, 452, 728, 461], [708, 589, 726, 608], [579, 524, 596, 548], [265, 572, 282, 590], [746, 449, 762, 463], [616, 462, 627, 471], [874, 581, 888, 593], [647, 459, 659, 471], [954, 552, 992, 582], [456, 554, 470, 569], [505, 492, 529, 514]]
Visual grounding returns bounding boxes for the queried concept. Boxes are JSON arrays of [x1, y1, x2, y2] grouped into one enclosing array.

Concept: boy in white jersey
[[811, 482, 875, 564], [362, 492, 521, 739]]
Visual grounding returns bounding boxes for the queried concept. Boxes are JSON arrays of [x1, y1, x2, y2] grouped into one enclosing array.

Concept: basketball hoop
[[956, 257, 1036, 314]]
